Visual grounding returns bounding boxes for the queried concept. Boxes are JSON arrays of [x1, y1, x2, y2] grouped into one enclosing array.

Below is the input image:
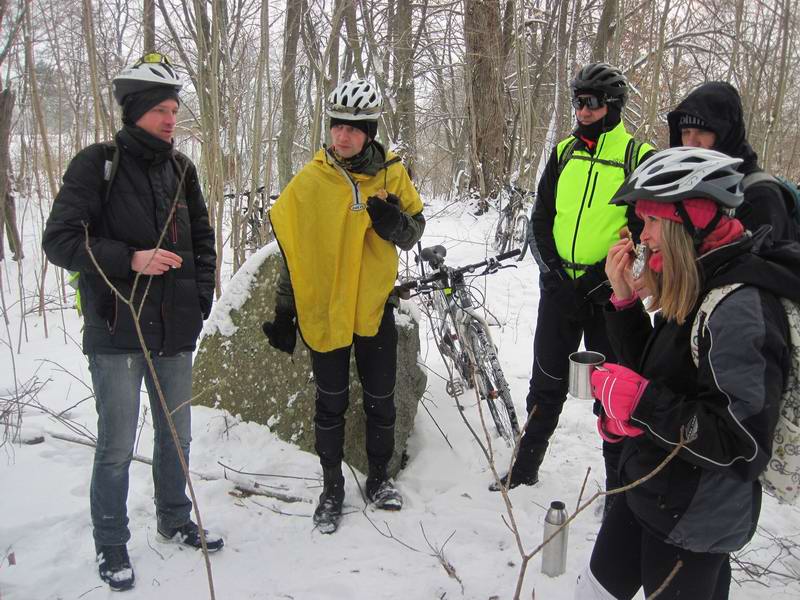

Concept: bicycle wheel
[[511, 214, 529, 254], [467, 321, 520, 445], [492, 212, 511, 254], [432, 291, 474, 391]]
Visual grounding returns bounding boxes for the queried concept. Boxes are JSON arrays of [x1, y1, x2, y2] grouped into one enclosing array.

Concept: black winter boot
[[366, 464, 403, 511], [158, 520, 224, 552], [313, 466, 345, 534], [488, 446, 546, 492], [96, 544, 135, 591]]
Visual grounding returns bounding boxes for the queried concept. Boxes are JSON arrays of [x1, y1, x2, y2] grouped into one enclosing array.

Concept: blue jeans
[[88, 352, 193, 547]]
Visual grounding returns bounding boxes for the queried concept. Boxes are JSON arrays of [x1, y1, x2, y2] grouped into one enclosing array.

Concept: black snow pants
[[311, 304, 398, 471]]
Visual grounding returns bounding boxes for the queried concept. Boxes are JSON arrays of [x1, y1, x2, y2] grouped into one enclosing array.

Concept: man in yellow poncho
[[264, 79, 425, 534]]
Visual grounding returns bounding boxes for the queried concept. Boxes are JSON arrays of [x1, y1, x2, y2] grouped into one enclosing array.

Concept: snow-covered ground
[[1, 197, 799, 599]]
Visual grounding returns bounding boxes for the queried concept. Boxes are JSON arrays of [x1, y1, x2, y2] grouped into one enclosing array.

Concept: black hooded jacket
[[604, 228, 800, 553], [43, 126, 217, 355], [667, 82, 794, 241]]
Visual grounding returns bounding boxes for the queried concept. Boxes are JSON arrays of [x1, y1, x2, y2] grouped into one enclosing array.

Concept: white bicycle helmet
[[112, 53, 182, 106], [612, 147, 744, 209], [326, 79, 382, 121]]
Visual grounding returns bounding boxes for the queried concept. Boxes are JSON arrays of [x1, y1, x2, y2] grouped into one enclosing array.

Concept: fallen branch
[[46, 430, 310, 504]]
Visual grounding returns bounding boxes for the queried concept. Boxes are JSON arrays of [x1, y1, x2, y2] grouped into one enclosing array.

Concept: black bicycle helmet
[[570, 62, 628, 106], [112, 53, 182, 106], [611, 147, 744, 209]]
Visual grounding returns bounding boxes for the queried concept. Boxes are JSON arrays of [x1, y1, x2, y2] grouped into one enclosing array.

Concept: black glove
[[262, 310, 297, 355], [575, 267, 611, 305], [199, 296, 212, 320], [541, 271, 590, 321], [366, 195, 403, 241]]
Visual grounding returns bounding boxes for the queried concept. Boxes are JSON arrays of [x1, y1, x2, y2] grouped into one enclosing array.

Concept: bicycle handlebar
[[400, 247, 521, 291]]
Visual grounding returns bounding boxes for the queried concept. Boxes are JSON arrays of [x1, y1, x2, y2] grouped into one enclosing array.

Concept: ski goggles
[[134, 52, 175, 68], [571, 95, 605, 110]]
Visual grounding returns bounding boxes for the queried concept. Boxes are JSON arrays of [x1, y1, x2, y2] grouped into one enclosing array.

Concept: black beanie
[[123, 87, 181, 126], [329, 117, 378, 140], [678, 113, 713, 132]]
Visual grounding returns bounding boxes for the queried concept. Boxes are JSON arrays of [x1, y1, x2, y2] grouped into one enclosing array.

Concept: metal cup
[[568, 351, 606, 400]]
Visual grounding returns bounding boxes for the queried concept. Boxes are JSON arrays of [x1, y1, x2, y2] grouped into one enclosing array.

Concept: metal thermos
[[541, 500, 569, 577]]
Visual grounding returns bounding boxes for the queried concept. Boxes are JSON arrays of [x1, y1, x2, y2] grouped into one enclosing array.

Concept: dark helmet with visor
[[570, 62, 628, 107]]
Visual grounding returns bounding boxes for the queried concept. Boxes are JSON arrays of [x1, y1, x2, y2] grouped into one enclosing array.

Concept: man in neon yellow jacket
[[264, 80, 425, 534], [492, 64, 653, 515]]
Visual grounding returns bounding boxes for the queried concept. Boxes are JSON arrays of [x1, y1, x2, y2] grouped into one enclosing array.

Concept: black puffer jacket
[[605, 229, 800, 553], [43, 126, 216, 355], [667, 82, 794, 241]]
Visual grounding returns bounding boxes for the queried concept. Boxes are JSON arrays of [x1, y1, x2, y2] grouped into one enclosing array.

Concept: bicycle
[[398, 245, 521, 445], [492, 184, 534, 260]]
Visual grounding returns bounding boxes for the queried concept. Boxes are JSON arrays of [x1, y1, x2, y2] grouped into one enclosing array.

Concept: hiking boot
[[97, 544, 135, 591], [488, 469, 539, 492], [366, 477, 403, 510], [157, 521, 224, 552], [313, 466, 345, 534]]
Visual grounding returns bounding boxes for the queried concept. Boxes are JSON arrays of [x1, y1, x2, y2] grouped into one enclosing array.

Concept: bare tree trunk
[[81, 0, 112, 141], [246, 0, 272, 254], [343, 0, 364, 80], [727, 0, 745, 82], [593, 0, 617, 61], [394, 0, 416, 178], [144, 0, 156, 53], [24, 9, 60, 332], [464, 0, 507, 199], [0, 89, 18, 261], [640, 0, 670, 139], [192, 0, 225, 298], [762, 0, 792, 170], [277, 0, 302, 190]]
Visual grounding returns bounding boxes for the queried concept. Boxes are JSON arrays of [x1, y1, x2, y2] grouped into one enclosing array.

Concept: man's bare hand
[[131, 249, 182, 275]]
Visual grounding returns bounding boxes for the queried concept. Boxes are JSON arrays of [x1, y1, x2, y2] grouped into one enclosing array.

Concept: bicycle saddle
[[420, 245, 447, 267]]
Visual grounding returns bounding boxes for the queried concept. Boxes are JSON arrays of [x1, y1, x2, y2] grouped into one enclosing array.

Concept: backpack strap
[[690, 283, 745, 366], [741, 171, 778, 190], [623, 138, 644, 179], [556, 138, 578, 176]]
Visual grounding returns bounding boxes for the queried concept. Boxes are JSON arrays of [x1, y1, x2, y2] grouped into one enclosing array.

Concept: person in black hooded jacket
[[667, 81, 795, 241], [42, 54, 221, 592], [573, 146, 799, 600]]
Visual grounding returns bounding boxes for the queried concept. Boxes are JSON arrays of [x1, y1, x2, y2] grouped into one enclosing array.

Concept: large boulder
[[193, 243, 426, 477]]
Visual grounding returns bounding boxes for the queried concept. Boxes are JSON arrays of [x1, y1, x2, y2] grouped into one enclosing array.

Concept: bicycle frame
[[401, 246, 521, 443]]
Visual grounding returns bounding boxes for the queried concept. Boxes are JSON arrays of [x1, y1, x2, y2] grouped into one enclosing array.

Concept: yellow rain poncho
[[269, 148, 423, 352]]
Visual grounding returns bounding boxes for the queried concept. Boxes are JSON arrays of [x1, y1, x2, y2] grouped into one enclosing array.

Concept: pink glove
[[597, 414, 642, 443], [592, 363, 648, 439]]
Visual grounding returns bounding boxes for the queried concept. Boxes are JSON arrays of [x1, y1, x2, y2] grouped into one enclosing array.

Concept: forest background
[[0, 0, 798, 282]]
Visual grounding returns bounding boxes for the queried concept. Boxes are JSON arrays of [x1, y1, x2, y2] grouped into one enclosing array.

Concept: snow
[[1, 198, 799, 599]]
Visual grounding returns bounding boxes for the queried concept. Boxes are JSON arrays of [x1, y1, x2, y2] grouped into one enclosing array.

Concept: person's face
[[136, 99, 179, 143], [640, 215, 663, 257], [330, 124, 368, 158], [681, 127, 716, 149], [574, 94, 608, 126]]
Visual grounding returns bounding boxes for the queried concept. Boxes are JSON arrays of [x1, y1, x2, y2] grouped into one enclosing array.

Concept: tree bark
[[592, 0, 617, 62], [0, 89, 23, 261], [464, 0, 507, 199], [144, 0, 156, 53], [394, 0, 417, 178], [277, 1, 302, 190]]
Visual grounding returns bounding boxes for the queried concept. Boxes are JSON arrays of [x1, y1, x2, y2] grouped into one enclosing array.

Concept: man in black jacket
[[42, 54, 221, 592], [668, 81, 796, 241]]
